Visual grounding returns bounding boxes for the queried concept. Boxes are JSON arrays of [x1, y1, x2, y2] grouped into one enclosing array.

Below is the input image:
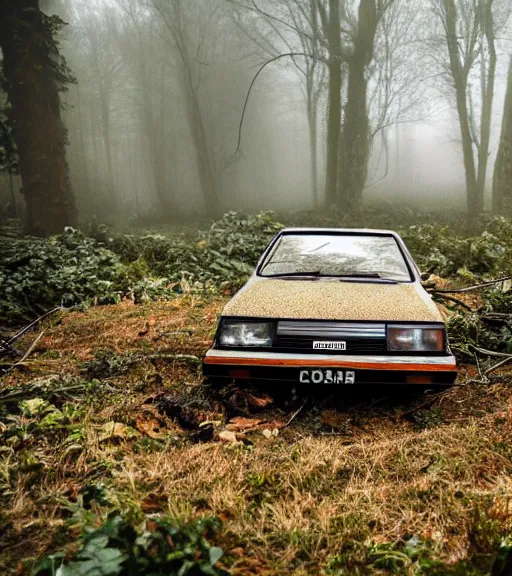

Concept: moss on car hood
[[222, 278, 443, 322]]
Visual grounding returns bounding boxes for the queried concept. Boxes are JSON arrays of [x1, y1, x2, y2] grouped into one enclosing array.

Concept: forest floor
[[2, 292, 512, 575]]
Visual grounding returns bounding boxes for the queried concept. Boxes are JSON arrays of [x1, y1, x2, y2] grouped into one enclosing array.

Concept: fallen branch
[[148, 354, 200, 364], [434, 294, 473, 311], [474, 353, 486, 382], [471, 345, 512, 358], [15, 331, 45, 366], [482, 312, 512, 318], [0, 383, 87, 404], [5, 307, 61, 347], [484, 355, 512, 377], [481, 313, 512, 322], [430, 276, 512, 295], [1, 330, 48, 376], [284, 402, 306, 427]]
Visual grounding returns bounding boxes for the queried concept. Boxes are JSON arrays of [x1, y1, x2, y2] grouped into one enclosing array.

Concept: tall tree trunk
[[493, 58, 512, 214], [308, 0, 320, 209], [476, 0, 496, 213], [443, 0, 480, 220], [92, 44, 116, 207], [97, 79, 116, 206], [90, 105, 101, 208], [0, 0, 77, 236], [101, 114, 115, 202], [456, 82, 480, 218], [8, 172, 16, 217], [131, 18, 171, 215], [180, 48, 220, 217], [339, 59, 370, 211], [185, 85, 220, 217], [129, 134, 141, 219], [75, 85, 90, 200], [307, 89, 319, 209], [153, 60, 169, 212], [323, 0, 342, 208], [339, 0, 377, 213]]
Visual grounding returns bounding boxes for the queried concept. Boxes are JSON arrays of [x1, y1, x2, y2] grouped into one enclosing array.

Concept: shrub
[[34, 514, 229, 576]]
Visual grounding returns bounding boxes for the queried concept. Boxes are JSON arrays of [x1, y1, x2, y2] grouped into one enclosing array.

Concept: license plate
[[299, 369, 355, 384]]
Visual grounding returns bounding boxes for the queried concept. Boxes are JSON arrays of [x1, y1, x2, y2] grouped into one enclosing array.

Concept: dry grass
[[1, 295, 512, 575]]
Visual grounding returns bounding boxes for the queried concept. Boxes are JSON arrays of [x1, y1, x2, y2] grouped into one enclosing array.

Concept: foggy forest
[[2, 0, 512, 228], [3, 0, 512, 575]]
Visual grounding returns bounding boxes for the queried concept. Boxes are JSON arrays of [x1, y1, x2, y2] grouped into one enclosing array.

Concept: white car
[[203, 228, 457, 387]]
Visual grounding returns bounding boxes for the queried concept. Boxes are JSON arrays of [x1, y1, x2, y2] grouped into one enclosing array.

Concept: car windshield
[[260, 233, 412, 282]]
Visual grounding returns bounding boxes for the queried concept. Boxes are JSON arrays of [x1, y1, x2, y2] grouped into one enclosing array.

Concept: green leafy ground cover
[[2, 205, 512, 360], [2, 206, 512, 324], [2, 206, 512, 575]]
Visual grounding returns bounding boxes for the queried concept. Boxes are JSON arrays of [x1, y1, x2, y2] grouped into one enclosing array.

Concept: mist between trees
[[1, 0, 512, 236]]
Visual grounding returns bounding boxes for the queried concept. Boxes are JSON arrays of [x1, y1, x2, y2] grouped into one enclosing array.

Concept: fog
[[2, 0, 512, 223]]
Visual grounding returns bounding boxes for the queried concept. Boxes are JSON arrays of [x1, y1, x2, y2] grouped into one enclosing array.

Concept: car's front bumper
[[202, 350, 458, 385]]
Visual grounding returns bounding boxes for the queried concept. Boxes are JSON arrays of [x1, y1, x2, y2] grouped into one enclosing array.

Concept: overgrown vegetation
[[2, 206, 512, 360], [34, 512, 229, 576], [2, 207, 512, 575], [0, 212, 283, 323]]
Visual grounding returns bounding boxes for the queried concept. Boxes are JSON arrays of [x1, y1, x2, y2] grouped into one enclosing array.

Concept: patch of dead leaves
[[225, 416, 285, 433], [321, 410, 349, 431], [141, 491, 168, 513], [135, 404, 181, 439], [98, 421, 138, 442], [225, 389, 273, 412]]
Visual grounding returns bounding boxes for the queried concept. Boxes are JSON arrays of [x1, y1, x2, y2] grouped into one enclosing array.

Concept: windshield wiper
[[262, 271, 399, 282], [337, 273, 382, 278], [336, 273, 398, 283], [263, 271, 321, 278]]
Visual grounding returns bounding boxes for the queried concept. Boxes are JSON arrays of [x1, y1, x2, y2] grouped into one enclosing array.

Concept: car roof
[[278, 227, 401, 237]]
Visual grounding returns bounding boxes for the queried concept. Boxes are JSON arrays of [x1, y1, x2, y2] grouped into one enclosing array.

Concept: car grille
[[274, 321, 387, 354]]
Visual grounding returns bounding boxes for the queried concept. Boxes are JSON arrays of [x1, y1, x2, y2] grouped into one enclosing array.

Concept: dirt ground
[[2, 296, 512, 575]]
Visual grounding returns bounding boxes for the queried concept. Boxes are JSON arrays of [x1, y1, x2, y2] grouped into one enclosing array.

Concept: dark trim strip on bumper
[[203, 363, 457, 385]]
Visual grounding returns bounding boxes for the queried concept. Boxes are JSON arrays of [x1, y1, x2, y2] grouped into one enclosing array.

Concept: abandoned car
[[203, 228, 457, 387]]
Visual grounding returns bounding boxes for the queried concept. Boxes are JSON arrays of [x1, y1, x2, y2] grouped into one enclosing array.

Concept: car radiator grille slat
[[274, 321, 387, 354]]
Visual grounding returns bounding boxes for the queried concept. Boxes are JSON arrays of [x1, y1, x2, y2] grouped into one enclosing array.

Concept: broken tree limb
[[471, 345, 512, 358], [284, 402, 306, 427], [148, 353, 200, 364], [481, 313, 512, 321], [0, 382, 88, 404], [5, 307, 62, 347], [13, 330, 45, 367], [430, 276, 512, 295], [484, 355, 512, 377], [474, 353, 485, 382], [227, 51, 318, 166], [434, 294, 474, 311]]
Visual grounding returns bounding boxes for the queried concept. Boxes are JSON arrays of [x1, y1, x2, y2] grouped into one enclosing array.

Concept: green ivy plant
[[33, 514, 229, 576]]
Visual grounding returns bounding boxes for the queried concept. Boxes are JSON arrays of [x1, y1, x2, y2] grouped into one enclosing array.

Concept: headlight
[[219, 321, 273, 347], [387, 326, 444, 352]]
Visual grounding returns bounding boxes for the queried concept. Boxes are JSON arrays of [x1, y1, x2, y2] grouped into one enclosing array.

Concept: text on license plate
[[299, 369, 355, 384]]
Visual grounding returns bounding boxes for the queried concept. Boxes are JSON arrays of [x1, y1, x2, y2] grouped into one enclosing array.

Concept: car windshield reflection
[[260, 234, 412, 282]]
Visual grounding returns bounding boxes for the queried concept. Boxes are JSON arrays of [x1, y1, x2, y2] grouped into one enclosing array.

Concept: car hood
[[222, 278, 443, 322]]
